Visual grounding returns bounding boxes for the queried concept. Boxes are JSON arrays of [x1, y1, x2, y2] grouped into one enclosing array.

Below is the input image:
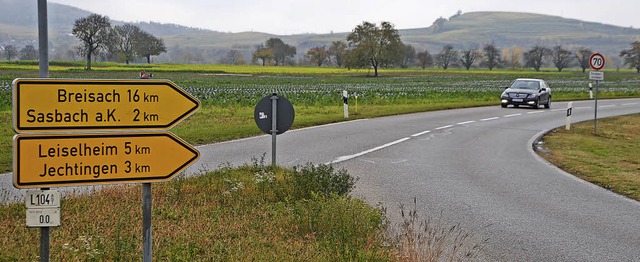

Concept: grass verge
[[0, 161, 485, 260], [1, 162, 391, 260], [536, 114, 640, 201]]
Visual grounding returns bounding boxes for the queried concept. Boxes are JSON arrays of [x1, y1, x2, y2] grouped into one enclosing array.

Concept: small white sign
[[589, 71, 604, 81], [25, 190, 61, 209], [26, 208, 61, 227]]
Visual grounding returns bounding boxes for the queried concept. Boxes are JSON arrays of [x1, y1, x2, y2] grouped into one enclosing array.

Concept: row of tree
[[71, 14, 166, 70], [2, 45, 39, 61], [4, 17, 640, 73], [250, 21, 640, 75]]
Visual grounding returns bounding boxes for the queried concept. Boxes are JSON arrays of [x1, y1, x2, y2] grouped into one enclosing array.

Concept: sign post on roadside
[[343, 90, 349, 118], [12, 78, 200, 262], [589, 53, 605, 134], [254, 94, 295, 166], [566, 102, 573, 130]]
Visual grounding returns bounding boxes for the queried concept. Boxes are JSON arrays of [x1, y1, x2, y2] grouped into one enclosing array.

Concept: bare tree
[[72, 14, 112, 70], [502, 46, 523, 69], [482, 43, 501, 70], [3, 45, 17, 61], [551, 45, 574, 72], [222, 49, 246, 65], [460, 48, 479, 70], [620, 41, 640, 73], [524, 45, 551, 71], [19, 45, 38, 60], [436, 45, 458, 70], [305, 46, 329, 67], [575, 47, 593, 73], [346, 21, 403, 76], [416, 50, 433, 69], [401, 44, 416, 68], [328, 41, 348, 67], [113, 24, 142, 64]]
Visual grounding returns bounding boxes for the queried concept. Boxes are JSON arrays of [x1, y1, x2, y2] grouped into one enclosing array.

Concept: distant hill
[[1, 0, 639, 66]]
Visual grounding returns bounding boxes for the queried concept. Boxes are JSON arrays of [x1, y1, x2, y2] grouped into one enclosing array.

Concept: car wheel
[[532, 99, 540, 109], [544, 97, 551, 109], [501, 104, 507, 108]]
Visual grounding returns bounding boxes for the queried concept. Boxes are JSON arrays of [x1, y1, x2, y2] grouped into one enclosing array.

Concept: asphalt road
[[2, 98, 639, 260]]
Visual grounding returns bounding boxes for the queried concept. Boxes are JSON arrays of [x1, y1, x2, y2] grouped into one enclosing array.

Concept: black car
[[500, 78, 551, 108]]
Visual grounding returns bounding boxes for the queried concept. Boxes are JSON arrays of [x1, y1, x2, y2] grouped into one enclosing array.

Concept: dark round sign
[[254, 94, 295, 135]]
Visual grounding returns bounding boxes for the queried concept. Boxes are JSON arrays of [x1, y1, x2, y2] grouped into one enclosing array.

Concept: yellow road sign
[[13, 133, 199, 188], [12, 79, 200, 132]]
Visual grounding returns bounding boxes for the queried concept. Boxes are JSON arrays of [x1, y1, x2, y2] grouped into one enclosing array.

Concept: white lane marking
[[575, 107, 591, 110], [622, 103, 638, 106], [457, 120, 476, 125], [600, 105, 615, 108], [435, 125, 453, 130], [527, 111, 545, 114], [551, 109, 565, 112], [504, 113, 522, 118], [481, 117, 499, 121], [392, 159, 408, 164], [411, 130, 431, 137], [327, 137, 411, 164]]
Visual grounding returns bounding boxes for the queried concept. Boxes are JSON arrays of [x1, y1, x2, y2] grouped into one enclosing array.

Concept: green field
[[2, 62, 640, 172], [1, 62, 639, 260]]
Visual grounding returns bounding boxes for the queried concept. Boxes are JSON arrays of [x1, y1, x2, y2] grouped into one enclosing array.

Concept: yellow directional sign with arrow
[[12, 79, 200, 132], [13, 132, 199, 188]]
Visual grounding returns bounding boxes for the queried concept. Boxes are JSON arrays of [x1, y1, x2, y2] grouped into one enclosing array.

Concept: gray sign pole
[[38, 1, 50, 261], [38, 0, 49, 78], [594, 80, 599, 134], [143, 183, 152, 262], [271, 94, 278, 166]]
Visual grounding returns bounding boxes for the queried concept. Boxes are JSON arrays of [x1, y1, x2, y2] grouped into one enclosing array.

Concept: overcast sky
[[50, 0, 640, 35]]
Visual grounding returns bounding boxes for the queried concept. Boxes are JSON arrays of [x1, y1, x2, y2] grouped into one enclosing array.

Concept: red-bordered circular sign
[[589, 53, 605, 71]]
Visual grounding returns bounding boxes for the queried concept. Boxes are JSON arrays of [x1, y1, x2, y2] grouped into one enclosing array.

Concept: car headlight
[[501, 92, 509, 98], [528, 93, 537, 98]]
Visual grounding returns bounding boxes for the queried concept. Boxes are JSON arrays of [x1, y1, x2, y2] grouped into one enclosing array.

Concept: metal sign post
[[37, 1, 50, 261], [589, 53, 605, 135], [254, 94, 295, 166], [566, 102, 573, 130], [142, 183, 152, 262], [342, 90, 349, 118], [271, 94, 278, 166], [594, 80, 599, 134]]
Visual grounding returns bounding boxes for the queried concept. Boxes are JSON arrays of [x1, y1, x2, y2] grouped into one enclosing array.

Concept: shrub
[[288, 163, 357, 199]]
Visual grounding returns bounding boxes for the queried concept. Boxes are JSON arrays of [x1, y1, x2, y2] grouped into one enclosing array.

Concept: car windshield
[[510, 80, 540, 90]]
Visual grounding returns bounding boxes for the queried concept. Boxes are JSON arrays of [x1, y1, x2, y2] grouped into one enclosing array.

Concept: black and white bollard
[[589, 83, 593, 99], [342, 90, 349, 118], [566, 102, 572, 130]]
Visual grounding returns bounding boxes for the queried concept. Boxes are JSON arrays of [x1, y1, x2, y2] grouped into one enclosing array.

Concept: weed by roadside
[[392, 198, 489, 261], [1, 161, 487, 261]]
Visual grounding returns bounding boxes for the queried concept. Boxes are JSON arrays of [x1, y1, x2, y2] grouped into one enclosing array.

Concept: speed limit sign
[[590, 53, 605, 71]]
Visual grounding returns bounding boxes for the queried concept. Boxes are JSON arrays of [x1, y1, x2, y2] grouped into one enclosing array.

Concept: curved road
[[2, 98, 639, 260]]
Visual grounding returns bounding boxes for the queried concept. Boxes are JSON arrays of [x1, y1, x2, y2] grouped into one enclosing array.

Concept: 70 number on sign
[[590, 53, 605, 71]]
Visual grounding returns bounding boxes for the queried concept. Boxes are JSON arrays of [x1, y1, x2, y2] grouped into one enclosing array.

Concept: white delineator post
[[589, 83, 593, 99], [342, 90, 349, 118], [566, 102, 573, 130]]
